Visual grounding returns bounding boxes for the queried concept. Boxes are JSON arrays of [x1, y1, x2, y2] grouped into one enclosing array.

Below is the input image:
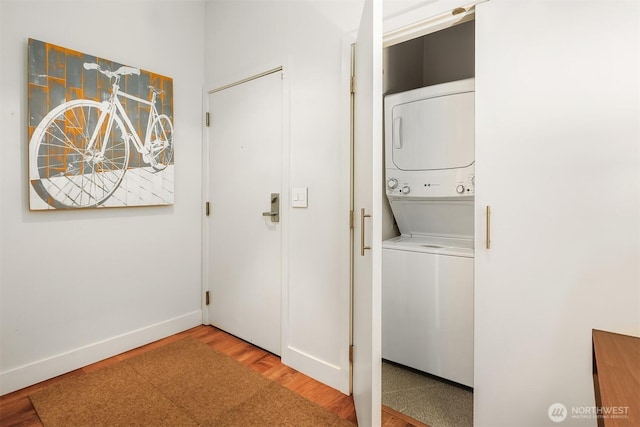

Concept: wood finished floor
[[0, 325, 427, 427]]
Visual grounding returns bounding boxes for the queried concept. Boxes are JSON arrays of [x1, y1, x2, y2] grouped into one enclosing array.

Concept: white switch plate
[[292, 187, 308, 208]]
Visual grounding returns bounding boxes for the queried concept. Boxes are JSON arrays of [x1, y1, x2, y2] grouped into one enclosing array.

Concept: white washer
[[382, 234, 474, 387]]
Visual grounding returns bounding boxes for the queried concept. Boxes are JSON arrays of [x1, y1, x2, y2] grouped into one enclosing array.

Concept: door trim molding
[[207, 67, 283, 94]]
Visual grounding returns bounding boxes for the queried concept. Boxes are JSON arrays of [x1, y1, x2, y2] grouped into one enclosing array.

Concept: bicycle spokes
[[30, 100, 130, 208], [145, 115, 174, 171]]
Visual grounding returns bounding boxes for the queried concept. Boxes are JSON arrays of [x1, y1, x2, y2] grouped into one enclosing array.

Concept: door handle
[[393, 117, 402, 149], [360, 208, 371, 256], [262, 193, 280, 223], [486, 205, 491, 249]]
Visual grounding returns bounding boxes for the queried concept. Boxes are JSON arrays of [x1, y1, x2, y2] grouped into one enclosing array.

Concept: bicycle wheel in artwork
[[27, 38, 175, 210]]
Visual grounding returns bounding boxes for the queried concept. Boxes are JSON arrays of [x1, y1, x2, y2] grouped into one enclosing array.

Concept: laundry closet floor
[[382, 360, 473, 427]]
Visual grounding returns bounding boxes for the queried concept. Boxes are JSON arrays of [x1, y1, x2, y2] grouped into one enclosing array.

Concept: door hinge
[[349, 210, 354, 229], [206, 202, 210, 216], [350, 76, 356, 94], [205, 112, 210, 127], [205, 291, 210, 306], [349, 345, 354, 363]]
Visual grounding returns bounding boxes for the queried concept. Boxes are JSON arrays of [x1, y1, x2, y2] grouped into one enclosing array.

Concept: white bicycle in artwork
[[29, 62, 174, 208]]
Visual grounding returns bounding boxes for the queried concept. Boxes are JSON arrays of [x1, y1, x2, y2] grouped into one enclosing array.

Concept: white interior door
[[352, 0, 383, 425], [207, 70, 282, 356]]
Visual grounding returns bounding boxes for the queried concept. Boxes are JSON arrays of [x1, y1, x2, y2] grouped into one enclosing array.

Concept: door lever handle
[[263, 193, 280, 223]]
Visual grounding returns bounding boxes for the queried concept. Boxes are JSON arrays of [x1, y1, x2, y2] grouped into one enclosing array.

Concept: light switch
[[292, 187, 308, 208]]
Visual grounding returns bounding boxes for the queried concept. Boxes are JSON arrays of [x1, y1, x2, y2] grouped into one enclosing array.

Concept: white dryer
[[382, 79, 475, 388], [385, 78, 475, 200]]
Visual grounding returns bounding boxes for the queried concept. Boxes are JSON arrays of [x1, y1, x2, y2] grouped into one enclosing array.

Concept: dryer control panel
[[386, 166, 474, 199]]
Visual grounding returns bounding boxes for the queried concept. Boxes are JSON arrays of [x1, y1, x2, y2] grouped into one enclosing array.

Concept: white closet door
[[474, 2, 640, 426], [352, 0, 383, 425]]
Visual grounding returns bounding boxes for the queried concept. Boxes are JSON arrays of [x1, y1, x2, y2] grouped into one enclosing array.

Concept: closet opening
[[381, 17, 475, 427]]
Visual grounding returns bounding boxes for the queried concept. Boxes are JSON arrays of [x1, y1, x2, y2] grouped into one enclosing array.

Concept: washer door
[[389, 199, 474, 238]]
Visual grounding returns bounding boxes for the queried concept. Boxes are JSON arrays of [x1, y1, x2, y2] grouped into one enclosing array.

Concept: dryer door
[[391, 90, 474, 171]]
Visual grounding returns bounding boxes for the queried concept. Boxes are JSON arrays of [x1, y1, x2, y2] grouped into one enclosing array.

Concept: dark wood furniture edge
[[592, 328, 640, 427], [592, 330, 604, 427]]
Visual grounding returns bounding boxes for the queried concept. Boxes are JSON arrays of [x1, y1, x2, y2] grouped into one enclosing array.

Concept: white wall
[[204, 0, 362, 393], [474, 1, 639, 426], [0, 0, 205, 394]]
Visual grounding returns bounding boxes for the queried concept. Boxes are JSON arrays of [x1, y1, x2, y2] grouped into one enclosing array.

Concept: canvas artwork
[[27, 39, 174, 210]]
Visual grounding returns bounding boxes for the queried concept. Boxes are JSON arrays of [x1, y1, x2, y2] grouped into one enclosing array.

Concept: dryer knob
[[387, 178, 398, 189], [401, 186, 410, 194], [456, 185, 465, 194]]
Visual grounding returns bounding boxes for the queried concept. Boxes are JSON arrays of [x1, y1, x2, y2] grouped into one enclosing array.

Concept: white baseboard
[[282, 345, 350, 395], [0, 310, 202, 396]]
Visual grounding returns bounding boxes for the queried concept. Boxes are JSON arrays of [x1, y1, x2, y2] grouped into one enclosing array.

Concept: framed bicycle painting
[[27, 39, 174, 210]]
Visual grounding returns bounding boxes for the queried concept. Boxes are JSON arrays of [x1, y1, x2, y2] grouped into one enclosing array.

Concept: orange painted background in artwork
[[28, 39, 174, 169]]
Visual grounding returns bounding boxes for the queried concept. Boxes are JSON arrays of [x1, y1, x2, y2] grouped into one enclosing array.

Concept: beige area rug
[[29, 338, 355, 426]]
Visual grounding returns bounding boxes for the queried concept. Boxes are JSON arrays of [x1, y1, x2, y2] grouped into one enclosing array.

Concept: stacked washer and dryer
[[382, 78, 475, 388]]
